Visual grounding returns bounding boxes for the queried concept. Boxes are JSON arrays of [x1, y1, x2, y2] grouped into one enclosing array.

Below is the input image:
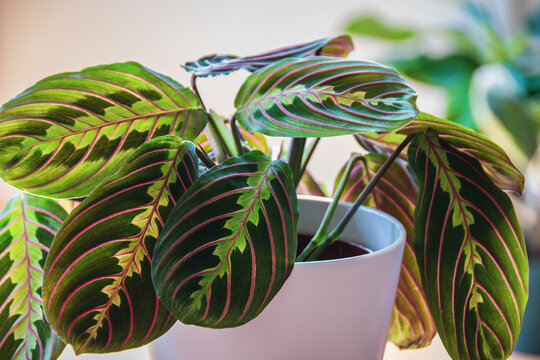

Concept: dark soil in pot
[[297, 234, 371, 261]]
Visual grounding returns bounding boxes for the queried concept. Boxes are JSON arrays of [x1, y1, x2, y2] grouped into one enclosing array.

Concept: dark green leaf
[[0, 62, 207, 199], [408, 131, 528, 359], [0, 194, 68, 360], [152, 151, 298, 328], [42, 136, 199, 354]]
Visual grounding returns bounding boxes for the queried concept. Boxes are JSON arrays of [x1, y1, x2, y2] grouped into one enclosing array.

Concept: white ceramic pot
[[149, 195, 406, 360]]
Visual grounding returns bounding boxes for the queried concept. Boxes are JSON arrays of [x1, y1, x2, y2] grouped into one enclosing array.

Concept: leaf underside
[[234, 56, 418, 138], [0, 62, 207, 199], [152, 151, 298, 328], [182, 35, 354, 77], [335, 154, 436, 349], [408, 131, 528, 360], [42, 136, 199, 354], [0, 194, 68, 360]]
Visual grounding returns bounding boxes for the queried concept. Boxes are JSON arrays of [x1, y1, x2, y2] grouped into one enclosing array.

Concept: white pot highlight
[[149, 195, 406, 360]]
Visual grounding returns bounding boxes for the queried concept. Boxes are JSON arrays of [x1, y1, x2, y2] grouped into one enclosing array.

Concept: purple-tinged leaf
[[152, 151, 298, 328], [0, 62, 207, 199], [235, 56, 418, 138], [0, 194, 68, 360], [42, 136, 199, 354], [334, 154, 436, 349], [408, 131, 528, 359], [297, 170, 327, 197], [182, 35, 354, 77]]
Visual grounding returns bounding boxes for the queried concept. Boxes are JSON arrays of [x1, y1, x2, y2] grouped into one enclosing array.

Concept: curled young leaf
[[0, 62, 207, 199], [152, 151, 298, 328], [42, 136, 199, 354], [408, 131, 527, 360], [182, 35, 354, 77], [0, 194, 68, 360]]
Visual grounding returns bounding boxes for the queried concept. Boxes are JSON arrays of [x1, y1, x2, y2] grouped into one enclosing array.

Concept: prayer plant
[[0, 35, 528, 360]]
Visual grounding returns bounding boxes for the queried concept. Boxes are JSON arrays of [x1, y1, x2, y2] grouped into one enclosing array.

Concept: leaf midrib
[[79, 145, 184, 351], [183, 165, 272, 323], [3, 108, 193, 155], [429, 136, 485, 359]]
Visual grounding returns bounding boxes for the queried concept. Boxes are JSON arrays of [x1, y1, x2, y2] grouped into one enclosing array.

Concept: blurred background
[[0, 0, 539, 359]]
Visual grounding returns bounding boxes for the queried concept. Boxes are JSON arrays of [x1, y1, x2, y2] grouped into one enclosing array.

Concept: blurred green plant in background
[[346, 0, 539, 163], [345, 0, 540, 250]]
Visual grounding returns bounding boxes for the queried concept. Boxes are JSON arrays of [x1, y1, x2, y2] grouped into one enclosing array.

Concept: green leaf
[[345, 15, 416, 41], [195, 120, 269, 163], [408, 131, 528, 359], [182, 35, 354, 77], [334, 154, 436, 349], [42, 136, 199, 354], [237, 126, 270, 155], [152, 151, 298, 328], [205, 112, 239, 162], [297, 170, 327, 197], [0, 194, 68, 360], [400, 113, 524, 194], [0, 62, 208, 199], [235, 57, 418, 137]]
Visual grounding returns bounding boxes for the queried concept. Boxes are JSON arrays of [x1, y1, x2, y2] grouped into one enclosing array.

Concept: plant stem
[[299, 138, 320, 180], [288, 138, 306, 187], [296, 154, 363, 262], [304, 134, 414, 262], [195, 145, 216, 168], [230, 116, 245, 155], [191, 75, 207, 111]]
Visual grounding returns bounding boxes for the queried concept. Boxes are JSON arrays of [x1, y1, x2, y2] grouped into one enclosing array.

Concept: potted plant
[[0, 35, 528, 360]]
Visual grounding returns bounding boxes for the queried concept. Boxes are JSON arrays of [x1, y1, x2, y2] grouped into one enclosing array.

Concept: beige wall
[[0, 0, 457, 209]]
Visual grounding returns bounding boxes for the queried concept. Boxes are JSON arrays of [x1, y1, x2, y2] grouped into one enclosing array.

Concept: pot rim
[[295, 195, 406, 266]]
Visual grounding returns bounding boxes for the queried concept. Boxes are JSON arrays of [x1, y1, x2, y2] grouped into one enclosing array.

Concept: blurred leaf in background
[[345, 0, 540, 169]]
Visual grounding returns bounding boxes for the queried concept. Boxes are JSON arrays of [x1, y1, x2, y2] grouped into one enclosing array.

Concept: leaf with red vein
[[152, 150, 298, 328], [0, 194, 68, 360], [334, 153, 436, 349], [182, 35, 354, 77], [400, 113, 524, 194], [234, 56, 418, 138], [408, 130, 528, 359], [0, 62, 207, 199], [354, 112, 524, 194], [42, 136, 199, 354]]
